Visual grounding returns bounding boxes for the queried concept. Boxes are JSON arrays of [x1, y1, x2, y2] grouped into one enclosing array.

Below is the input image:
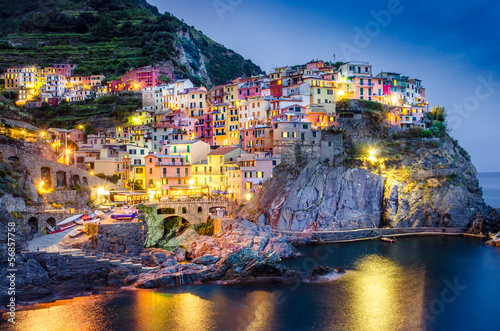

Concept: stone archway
[[41, 167, 53, 188], [28, 217, 38, 234], [73, 174, 80, 186], [82, 176, 88, 186], [56, 171, 67, 187], [46, 217, 56, 229]]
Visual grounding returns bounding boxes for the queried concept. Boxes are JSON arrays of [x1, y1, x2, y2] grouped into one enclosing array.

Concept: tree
[[428, 105, 446, 122]]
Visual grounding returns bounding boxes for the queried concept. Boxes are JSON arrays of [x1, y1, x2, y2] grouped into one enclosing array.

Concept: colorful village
[[2, 60, 429, 204]]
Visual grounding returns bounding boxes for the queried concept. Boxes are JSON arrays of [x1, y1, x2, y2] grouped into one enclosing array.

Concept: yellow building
[[303, 78, 337, 105], [191, 146, 247, 193], [224, 83, 239, 102]]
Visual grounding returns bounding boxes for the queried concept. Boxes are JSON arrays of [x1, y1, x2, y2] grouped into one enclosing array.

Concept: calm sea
[[3, 237, 500, 331], [477, 172, 500, 207]]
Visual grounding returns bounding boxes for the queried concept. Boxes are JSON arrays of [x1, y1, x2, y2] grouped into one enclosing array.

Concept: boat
[[110, 213, 136, 220], [68, 228, 85, 238], [57, 214, 83, 226], [48, 223, 77, 234], [381, 237, 397, 243], [94, 210, 105, 218]]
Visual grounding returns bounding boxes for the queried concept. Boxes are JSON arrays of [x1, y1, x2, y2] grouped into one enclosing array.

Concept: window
[[149, 168, 152, 174], [317, 88, 321, 94], [303, 124, 308, 129], [136, 168, 143, 174]]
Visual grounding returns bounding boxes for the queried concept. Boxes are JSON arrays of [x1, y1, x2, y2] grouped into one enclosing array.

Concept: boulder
[[173, 247, 186, 262]]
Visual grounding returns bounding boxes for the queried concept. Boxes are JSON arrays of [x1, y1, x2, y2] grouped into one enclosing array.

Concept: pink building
[[108, 65, 173, 93], [53, 64, 72, 77], [145, 154, 191, 196], [238, 81, 262, 100]]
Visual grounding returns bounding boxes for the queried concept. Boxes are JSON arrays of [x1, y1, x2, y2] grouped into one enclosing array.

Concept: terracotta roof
[[208, 146, 239, 156]]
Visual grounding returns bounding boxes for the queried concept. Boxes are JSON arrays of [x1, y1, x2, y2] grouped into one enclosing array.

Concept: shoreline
[[274, 227, 486, 244]]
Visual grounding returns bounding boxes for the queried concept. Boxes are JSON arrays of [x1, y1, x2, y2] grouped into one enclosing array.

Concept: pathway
[[27, 226, 81, 252]]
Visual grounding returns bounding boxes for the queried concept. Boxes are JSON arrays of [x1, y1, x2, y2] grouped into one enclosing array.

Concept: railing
[[191, 171, 225, 175], [156, 162, 190, 166], [161, 173, 188, 178]]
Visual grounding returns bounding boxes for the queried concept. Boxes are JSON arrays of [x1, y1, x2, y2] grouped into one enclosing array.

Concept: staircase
[[46, 248, 160, 273]]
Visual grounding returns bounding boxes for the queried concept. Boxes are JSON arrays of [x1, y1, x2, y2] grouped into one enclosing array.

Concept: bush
[[195, 219, 214, 236], [84, 223, 98, 236], [429, 121, 446, 138]]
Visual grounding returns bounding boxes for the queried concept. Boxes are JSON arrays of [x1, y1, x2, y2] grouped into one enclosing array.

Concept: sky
[[149, 0, 500, 172]]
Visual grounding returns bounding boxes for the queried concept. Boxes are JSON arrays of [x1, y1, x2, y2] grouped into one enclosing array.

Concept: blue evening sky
[[149, 0, 500, 172]]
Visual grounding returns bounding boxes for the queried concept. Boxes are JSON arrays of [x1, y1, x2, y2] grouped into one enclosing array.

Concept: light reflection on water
[[339, 255, 425, 330], [3, 294, 119, 331]]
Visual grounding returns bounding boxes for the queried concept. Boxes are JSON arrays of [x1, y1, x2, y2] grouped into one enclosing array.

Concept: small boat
[[68, 228, 85, 238], [94, 210, 105, 218], [110, 213, 136, 220], [48, 223, 76, 234], [57, 214, 83, 226], [381, 237, 397, 243]]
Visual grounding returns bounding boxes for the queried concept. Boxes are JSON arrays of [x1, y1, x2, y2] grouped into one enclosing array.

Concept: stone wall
[[0, 142, 122, 191], [82, 223, 146, 256]]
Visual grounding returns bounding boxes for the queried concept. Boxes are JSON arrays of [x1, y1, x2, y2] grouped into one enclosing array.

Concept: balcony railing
[[156, 161, 190, 166], [161, 173, 188, 178]]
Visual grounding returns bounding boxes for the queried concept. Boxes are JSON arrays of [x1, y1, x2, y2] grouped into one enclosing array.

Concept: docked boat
[[68, 228, 85, 238], [48, 223, 76, 234], [57, 214, 83, 226], [110, 212, 136, 220], [94, 210, 105, 218], [381, 237, 397, 243]]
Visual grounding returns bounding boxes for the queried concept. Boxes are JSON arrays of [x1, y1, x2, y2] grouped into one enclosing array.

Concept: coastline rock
[[186, 219, 296, 260], [173, 247, 186, 262], [261, 136, 488, 232], [129, 247, 298, 289]]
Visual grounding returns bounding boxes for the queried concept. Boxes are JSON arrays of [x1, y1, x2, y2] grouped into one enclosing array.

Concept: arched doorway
[[28, 217, 38, 234], [82, 176, 88, 186], [56, 171, 67, 187], [182, 207, 187, 214], [46, 217, 56, 230], [73, 174, 80, 186], [41, 167, 52, 188]]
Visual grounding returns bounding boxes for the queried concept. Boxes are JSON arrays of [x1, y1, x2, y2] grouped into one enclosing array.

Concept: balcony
[[161, 173, 188, 178], [156, 161, 190, 166]]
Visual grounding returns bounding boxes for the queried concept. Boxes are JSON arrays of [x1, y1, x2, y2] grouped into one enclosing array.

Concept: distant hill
[[0, 0, 263, 86]]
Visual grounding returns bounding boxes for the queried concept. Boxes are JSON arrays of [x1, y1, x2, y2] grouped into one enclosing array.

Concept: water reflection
[[339, 255, 425, 330], [3, 294, 118, 331]]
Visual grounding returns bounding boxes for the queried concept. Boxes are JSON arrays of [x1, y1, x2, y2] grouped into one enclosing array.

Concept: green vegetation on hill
[[0, 0, 263, 86]]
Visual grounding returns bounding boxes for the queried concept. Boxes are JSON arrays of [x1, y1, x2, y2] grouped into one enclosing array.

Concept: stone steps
[[51, 249, 150, 272]]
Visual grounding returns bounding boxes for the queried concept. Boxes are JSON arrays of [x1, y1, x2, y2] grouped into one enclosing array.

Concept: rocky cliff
[[257, 116, 490, 233]]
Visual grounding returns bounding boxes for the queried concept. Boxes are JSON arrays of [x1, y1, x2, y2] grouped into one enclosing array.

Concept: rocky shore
[[122, 219, 300, 289]]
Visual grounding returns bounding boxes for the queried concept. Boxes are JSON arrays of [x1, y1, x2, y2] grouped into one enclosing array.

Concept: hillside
[[0, 0, 263, 86]]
